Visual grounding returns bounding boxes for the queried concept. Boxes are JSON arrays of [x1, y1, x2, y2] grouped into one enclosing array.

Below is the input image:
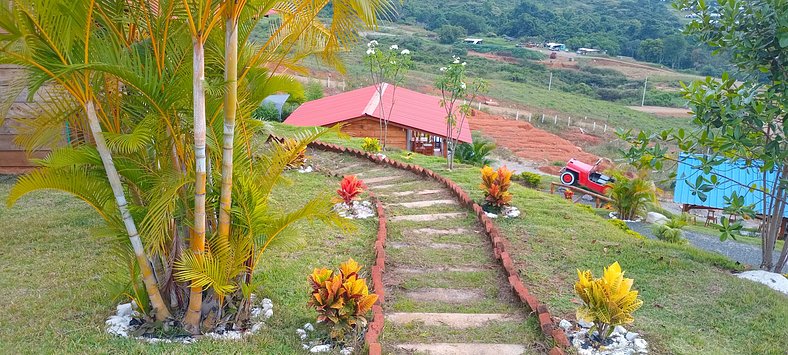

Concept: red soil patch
[[469, 111, 601, 174], [467, 50, 519, 64]]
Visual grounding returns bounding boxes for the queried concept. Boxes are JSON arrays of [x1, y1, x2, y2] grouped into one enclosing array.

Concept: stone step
[[354, 168, 386, 177], [389, 212, 466, 222], [386, 312, 524, 329], [405, 288, 484, 303], [390, 199, 458, 208], [363, 175, 404, 185], [390, 189, 445, 197], [394, 343, 526, 355], [406, 227, 473, 236], [334, 163, 365, 174], [396, 266, 488, 274], [389, 241, 469, 250]]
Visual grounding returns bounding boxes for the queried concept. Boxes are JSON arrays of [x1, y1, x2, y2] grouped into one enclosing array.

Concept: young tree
[[364, 40, 412, 150], [436, 25, 466, 44], [436, 56, 488, 169], [620, 0, 788, 272]]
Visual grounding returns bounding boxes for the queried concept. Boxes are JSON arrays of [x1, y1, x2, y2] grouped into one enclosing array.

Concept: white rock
[[303, 344, 311, 350], [736, 270, 788, 295], [625, 332, 639, 341], [310, 344, 332, 353], [646, 212, 669, 225], [296, 329, 306, 336], [503, 206, 521, 218], [303, 323, 314, 332], [578, 319, 594, 328], [116, 303, 133, 317], [634, 338, 648, 351], [264, 308, 274, 319], [614, 325, 628, 335], [485, 212, 499, 218], [298, 166, 314, 173], [559, 319, 573, 331], [251, 322, 264, 333], [262, 298, 273, 308], [340, 347, 354, 355]]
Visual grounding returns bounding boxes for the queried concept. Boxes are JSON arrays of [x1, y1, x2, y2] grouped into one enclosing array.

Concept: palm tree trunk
[[184, 39, 207, 334], [85, 100, 172, 320], [218, 16, 238, 246]]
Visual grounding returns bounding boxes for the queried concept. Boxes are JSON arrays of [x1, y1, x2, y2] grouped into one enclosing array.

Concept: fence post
[[593, 121, 596, 131], [568, 116, 571, 127], [604, 124, 607, 133], [554, 115, 558, 124], [478, 102, 482, 110], [516, 111, 519, 120], [541, 114, 545, 123], [529, 113, 532, 122]]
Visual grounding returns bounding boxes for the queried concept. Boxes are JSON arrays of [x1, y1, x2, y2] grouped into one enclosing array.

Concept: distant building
[[545, 42, 566, 51], [463, 38, 484, 45], [577, 48, 603, 55], [285, 84, 472, 157]]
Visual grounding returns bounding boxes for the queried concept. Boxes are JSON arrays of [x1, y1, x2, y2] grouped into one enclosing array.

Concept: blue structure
[[674, 153, 787, 217], [261, 94, 290, 121]]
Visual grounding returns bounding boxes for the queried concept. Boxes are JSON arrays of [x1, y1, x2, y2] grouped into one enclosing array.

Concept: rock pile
[[559, 319, 649, 355]]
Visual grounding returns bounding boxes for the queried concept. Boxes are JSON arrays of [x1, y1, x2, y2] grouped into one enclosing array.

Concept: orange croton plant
[[308, 258, 378, 340], [480, 165, 513, 207]]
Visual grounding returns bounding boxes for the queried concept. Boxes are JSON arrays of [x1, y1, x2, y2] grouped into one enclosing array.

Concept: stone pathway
[[310, 149, 546, 354]]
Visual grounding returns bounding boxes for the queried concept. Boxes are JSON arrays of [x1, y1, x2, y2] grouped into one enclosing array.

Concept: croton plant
[[308, 258, 378, 340]]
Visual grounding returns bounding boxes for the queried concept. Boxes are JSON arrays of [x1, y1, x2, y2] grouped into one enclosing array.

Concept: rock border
[[306, 140, 570, 355]]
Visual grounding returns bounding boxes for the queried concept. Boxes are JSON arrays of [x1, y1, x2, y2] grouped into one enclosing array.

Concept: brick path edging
[[364, 192, 387, 353], [309, 141, 571, 354]]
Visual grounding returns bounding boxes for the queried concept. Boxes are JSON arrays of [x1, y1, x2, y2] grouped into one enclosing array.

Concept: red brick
[[368, 343, 382, 355], [508, 275, 520, 288], [365, 329, 379, 344], [523, 294, 540, 311], [501, 252, 516, 276], [548, 347, 565, 355], [493, 246, 502, 260], [539, 312, 553, 334], [551, 329, 571, 348], [537, 304, 549, 314], [376, 256, 385, 272]]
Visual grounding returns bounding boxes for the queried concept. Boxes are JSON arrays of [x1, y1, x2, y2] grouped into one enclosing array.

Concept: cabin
[[577, 48, 603, 55], [674, 153, 788, 236], [463, 38, 484, 45], [284, 84, 472, 157]]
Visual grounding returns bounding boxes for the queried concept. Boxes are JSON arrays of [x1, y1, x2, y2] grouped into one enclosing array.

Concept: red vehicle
[[559, 158, 615, 195]]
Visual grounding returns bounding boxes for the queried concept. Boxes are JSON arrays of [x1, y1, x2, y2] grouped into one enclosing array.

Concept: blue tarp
[[674, 153, 787, 217]]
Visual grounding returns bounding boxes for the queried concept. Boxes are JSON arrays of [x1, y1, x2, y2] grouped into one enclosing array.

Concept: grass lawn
[[274, 124, 788, 355], [0, 169, 377, 354]]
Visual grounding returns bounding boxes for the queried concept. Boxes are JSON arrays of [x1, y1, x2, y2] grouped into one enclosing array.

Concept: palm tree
[[3, 0, 393, 335], [0, 0, 173, 320]]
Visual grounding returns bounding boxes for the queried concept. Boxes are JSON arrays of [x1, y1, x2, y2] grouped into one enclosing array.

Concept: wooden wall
[[338, 116, 409, 150]]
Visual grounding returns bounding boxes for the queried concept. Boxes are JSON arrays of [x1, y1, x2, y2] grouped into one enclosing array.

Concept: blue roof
[[674, 153, 786, 217]]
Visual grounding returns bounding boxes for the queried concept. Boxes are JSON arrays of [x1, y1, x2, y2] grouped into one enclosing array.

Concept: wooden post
[[568, 116, 571, 126], [529, 113, 532, 122], [516, 111, 519, 120], [554, 115, 558, 124]]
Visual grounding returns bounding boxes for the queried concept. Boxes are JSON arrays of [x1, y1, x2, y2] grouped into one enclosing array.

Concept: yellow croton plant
[[574, 261, 644, 339]]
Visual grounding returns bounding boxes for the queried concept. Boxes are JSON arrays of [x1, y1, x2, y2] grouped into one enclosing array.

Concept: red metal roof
[[284, 84, 472, 143]]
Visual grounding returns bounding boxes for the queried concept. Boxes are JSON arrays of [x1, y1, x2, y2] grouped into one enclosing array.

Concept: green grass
[[0, 170, 377, 354], [274, 124, 788, 355]]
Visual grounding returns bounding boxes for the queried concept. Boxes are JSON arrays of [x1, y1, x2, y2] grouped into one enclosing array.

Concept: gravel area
[[627, 222, 780, 267]]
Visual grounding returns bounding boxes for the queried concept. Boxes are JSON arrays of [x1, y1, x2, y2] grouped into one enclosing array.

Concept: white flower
[[367, 40, 378, 47], [389, 44, 399, 50], [390, 60, 396, 65], [440, 67, 447, 72], [461, 82, 467, 89], [401, 49, 410, 55], [462, 62, 467, 66], [452, 55, 460, 64], [366, 48, 375, 56]]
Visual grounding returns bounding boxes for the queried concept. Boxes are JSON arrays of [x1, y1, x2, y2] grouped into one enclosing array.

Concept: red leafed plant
[[480, 165, 513, 209], [307, 258, 378, 340], [337, 175, 366, 207]]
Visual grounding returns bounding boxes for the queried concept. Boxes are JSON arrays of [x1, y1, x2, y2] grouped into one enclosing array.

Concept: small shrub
[[337, 175, 366, 207], [653, 224, 686, 244], [575, 262, 643, 342], [608, 218, 630, 232], [454, 133, 495, 166], [305, 82, 324, 101], [361, 137, 382, 153], [519, 172, 541, 188], [576, 203, 594, 214], [609, 169, 657, 220], [626, 229, 646, 239], [252, 102, 280, 121], [308, 258, 378, 340], [480, 165, 513, 210]]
